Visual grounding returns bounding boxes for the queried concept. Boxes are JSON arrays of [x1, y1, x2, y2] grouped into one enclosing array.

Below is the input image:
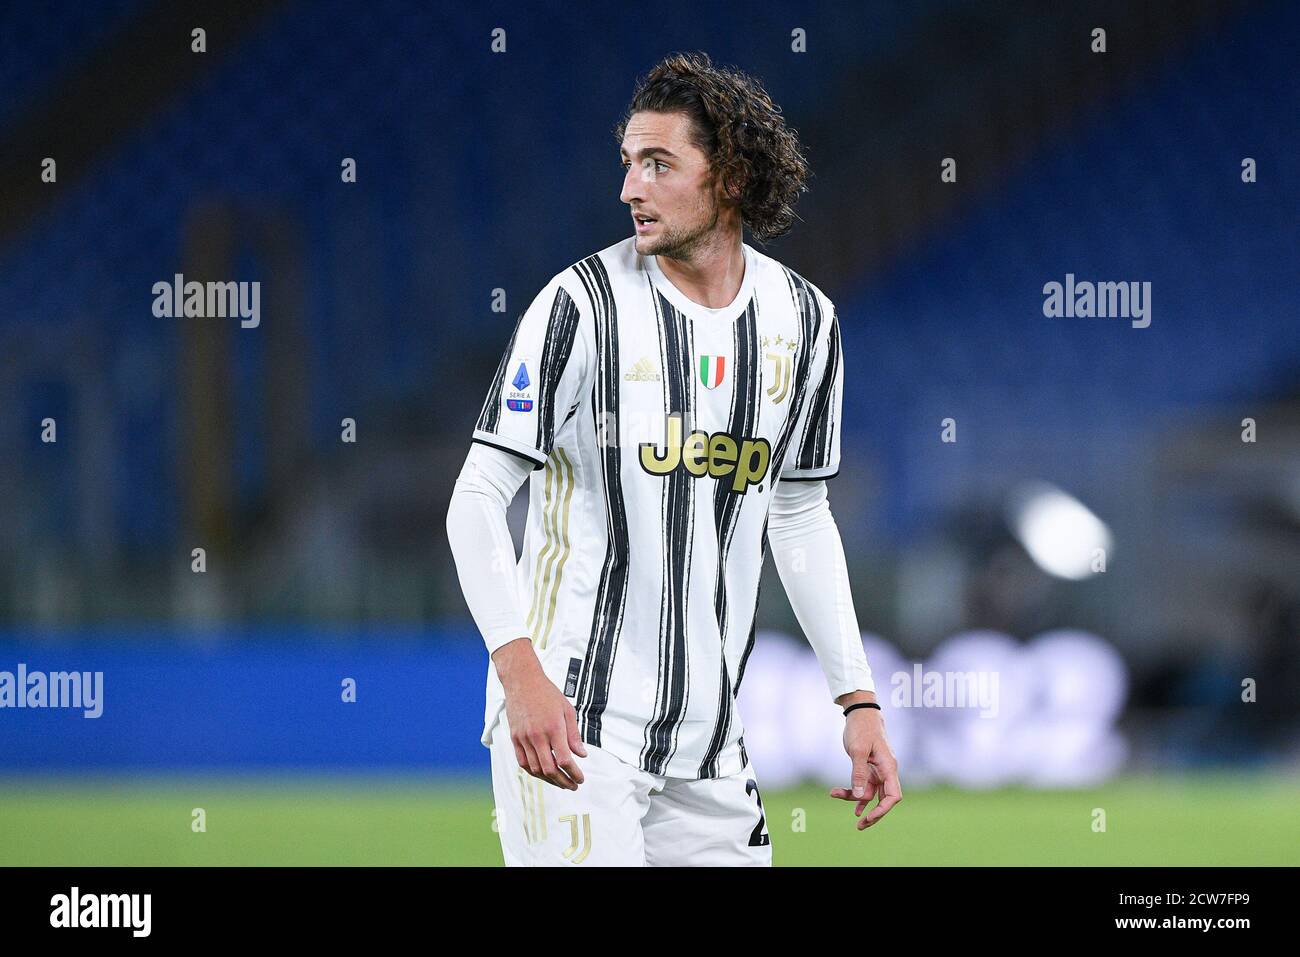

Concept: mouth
[[633, 213, 657, 232]]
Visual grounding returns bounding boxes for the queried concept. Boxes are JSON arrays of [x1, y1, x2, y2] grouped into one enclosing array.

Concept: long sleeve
[[767, 478, 875, 700], [445, 442, 535, 655]]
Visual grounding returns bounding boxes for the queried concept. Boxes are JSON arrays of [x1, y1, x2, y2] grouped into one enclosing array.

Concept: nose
[[620, 161, 647, 207]]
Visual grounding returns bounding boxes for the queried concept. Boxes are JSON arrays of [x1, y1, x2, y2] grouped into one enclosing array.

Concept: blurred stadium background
[[1, 0, 1297, 865]]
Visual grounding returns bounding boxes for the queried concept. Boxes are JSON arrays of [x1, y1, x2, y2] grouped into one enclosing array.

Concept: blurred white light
[[1021, 630, 1130, 786], [1007, 481, 1112, 580], [735, 627, 1129, 790]]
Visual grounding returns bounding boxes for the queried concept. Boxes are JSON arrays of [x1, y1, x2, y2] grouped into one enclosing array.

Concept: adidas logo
[[624, 356, 662, 382]]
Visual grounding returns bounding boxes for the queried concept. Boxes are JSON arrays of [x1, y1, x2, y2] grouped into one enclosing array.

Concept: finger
[[860, 799, 897, 828], [831, 788, 872, 822], [516, 736, 542, 778], [862, 777, 878, 803], [861, 771, 903, 828], [829, 785, 871, 802], [553, 749, 585, 787], [545, 769, 576, 790], [830, 778, 876, 803], [850, 756, 872, 800], [565, 706, 588, 758], [529, 730, 561, 782], [550, 736, 583, 789], [533, 728, 582, 790], [519, 735, 572, 789]]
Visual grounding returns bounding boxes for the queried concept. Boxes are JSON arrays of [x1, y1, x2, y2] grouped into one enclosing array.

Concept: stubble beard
[[638, 194, 721, 262]]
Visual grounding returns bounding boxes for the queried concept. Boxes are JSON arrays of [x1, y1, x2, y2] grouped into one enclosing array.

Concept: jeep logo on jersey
[[639, 414, 771, 493], [698, 354, 726, 389]]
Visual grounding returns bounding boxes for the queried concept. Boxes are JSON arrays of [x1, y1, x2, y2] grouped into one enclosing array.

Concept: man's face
[[620, 111, 724, 259]]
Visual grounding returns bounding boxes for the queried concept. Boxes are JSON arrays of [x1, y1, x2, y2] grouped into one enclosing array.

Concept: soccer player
[[446, 52, 901, 866]]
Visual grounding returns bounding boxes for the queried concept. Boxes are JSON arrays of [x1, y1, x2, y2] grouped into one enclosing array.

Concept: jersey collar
[[644, 242, 756, 323]]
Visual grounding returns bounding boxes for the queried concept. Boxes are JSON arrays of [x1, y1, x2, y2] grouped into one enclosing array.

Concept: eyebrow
[[619, 146, 679, 160]]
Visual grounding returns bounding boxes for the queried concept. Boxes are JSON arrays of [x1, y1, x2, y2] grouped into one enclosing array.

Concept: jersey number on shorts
[[745, 779, 771, 847]]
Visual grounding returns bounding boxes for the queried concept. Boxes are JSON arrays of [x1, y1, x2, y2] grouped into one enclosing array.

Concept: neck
[[655, 228, 746, 309]]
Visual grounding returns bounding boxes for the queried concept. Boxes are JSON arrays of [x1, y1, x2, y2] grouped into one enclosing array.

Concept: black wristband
[[843, 702, 881, 717]]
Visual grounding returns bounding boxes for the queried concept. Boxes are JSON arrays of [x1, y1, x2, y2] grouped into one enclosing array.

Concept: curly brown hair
[[614, 52, 810, 243]]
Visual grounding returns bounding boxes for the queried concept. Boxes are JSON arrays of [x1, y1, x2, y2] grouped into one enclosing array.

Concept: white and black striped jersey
[[473, 236, 844, 780]]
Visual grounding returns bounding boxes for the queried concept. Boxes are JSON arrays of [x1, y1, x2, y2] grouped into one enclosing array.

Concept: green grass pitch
[[2, 772, 1296, 866]]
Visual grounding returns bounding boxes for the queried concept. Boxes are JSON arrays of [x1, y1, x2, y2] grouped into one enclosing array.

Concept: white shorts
[[488, 712, 773, 866]]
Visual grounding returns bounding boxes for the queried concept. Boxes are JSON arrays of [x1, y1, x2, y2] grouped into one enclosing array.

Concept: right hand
[[492, 638, 588, 790]]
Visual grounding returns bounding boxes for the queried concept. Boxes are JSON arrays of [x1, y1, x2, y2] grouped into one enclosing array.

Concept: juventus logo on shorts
[[560, 813, 592, 864]]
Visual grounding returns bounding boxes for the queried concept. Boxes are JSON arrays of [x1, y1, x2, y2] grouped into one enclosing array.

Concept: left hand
[[830, 696, 902, 830]]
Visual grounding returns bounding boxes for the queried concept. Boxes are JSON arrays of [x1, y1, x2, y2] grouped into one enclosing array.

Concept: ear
[[718, 171, 744, 204]]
